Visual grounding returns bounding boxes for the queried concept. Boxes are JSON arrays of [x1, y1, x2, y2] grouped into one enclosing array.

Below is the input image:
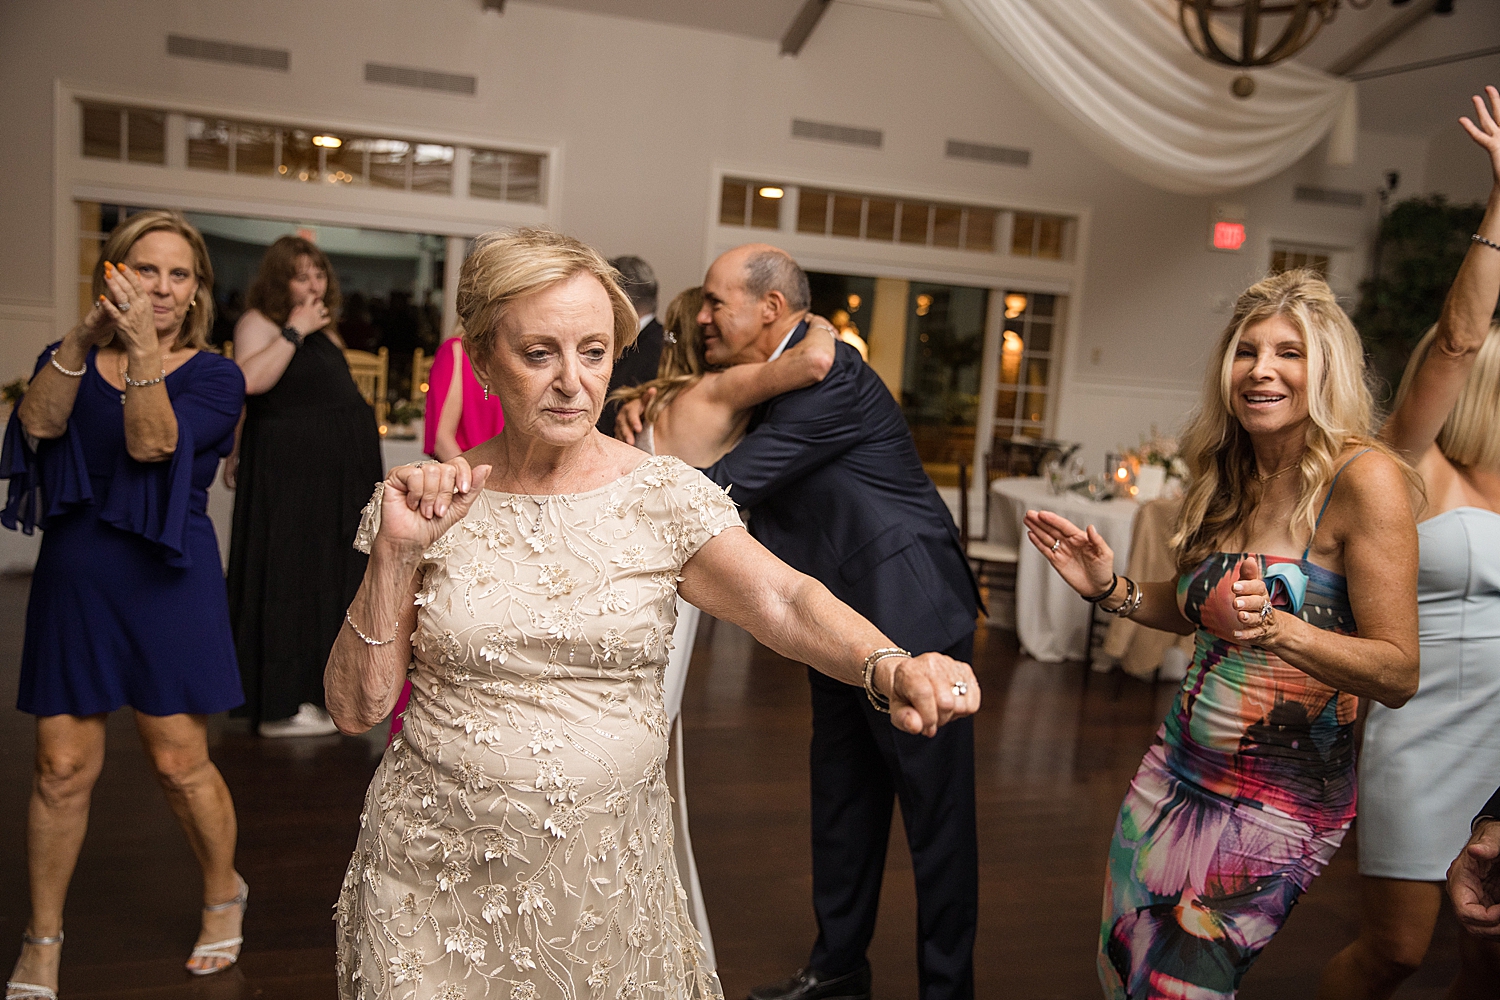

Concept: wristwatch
[[281, 325, 304, 347]]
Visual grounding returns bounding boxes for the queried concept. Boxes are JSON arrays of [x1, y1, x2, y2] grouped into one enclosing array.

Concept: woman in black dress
[[226, 236, 382, 737]]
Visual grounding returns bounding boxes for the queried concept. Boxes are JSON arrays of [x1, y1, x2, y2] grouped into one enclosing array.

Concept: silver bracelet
[[49, 348, 85, 378], [1474, 233, 1500, 253], [345, 608, 398, 646], [123, 368, 166, 388], [862, 646, 909, 714]]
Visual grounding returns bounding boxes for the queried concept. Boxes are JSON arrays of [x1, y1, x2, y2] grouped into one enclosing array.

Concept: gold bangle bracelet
[[862, 646, 909, 714]]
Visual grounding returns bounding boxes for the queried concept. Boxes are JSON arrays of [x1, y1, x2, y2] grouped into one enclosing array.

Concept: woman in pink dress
[[424, 333, 504, 460]]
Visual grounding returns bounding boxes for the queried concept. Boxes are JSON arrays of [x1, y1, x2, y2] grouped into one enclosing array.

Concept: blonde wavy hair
[[458, 228, 639, 369], [1393, 321, 1500, 469], [1170, 269, 1420, 572], [609, 287, 708, 424], [95, 209, 215, 350]]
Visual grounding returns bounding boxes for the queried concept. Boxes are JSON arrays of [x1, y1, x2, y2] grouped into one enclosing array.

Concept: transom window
[[718, 176, 1075, 262], [1269, 241, 1332, 278], [80, 99, 545, 205]]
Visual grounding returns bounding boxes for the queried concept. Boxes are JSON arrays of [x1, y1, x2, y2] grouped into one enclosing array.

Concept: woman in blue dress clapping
[[1, 211, 248, 999]]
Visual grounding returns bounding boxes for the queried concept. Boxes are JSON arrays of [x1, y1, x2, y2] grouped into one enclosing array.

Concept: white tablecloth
[[991, 477, 1139, 662]]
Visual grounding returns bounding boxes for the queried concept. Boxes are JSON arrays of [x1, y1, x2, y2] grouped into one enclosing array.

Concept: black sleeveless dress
[[227, 330, 383, 724]]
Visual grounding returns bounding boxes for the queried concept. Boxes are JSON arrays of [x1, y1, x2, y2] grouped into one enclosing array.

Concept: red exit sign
[[1213, 221, 1247, 250]]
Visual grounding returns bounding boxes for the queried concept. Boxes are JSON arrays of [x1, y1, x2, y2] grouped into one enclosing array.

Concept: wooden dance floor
[[0, 573, 1464, 998]]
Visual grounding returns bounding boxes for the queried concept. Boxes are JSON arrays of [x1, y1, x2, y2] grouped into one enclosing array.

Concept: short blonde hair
[[94, 209, 215, 350], [458, 228, 638, 368], [1394, 321, 1500, 469], [1171, 269, 1420, 571]]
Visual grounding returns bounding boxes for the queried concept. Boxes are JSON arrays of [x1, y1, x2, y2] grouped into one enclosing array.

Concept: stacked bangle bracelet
[[861, 646, 909, 714], [1080, 573, 1141, 618]]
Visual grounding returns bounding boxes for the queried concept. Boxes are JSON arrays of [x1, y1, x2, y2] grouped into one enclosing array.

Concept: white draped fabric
[[933, 0, 1358, 195]]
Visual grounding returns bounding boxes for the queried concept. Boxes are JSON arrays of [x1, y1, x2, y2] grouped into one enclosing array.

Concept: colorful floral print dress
[[335, 456, 740, 1000], [1099, 550, 1359, 999]]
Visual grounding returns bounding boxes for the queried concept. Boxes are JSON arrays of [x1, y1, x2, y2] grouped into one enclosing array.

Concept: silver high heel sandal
[[186, 877, 247, 976], [6, 931, 62, 1000]]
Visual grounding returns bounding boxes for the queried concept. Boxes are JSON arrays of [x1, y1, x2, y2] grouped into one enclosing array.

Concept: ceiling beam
[[1327, 0, 1438, 77], [781, 0, 831, 56]]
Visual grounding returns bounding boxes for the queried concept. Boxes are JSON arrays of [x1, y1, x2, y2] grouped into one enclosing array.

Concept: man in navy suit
[[697, 244, 980, 1000]]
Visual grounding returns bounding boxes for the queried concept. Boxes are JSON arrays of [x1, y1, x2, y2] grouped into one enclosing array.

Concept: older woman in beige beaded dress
[[324, 228, 980, 1000]]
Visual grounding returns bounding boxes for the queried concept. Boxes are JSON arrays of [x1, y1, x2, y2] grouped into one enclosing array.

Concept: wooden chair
[[957, 459, 1018, 596], [344, 346, 389, 426], [411, 348, 434, 402]]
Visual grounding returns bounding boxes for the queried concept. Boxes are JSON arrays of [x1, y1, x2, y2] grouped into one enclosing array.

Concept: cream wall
[[0, 0, 1481, 469]]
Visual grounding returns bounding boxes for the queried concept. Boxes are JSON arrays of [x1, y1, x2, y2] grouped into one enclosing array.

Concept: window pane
[[831, 195, 861, 238], [1012, 214, 1036, 256], [411, 144, 453, 194], [1030, 293, 1057, 318], [750, 186, 781, 229], [323, 139, 364, 186], [126, 110, 166, 164], [280, 129, 318, 182], [235, 124, 277, 175], [999, 326, 1023, 386], [901, 281, 987, 468], [797, 188, 830, 234], [932, 206, 962, 248], [995, 390, 1018, 420], [504, 154, 542, 203], [1027, 320, 1052, 353], [899, 202, 929, 245], [719, 179, 748, 225], [1024, 359, 1050, 423], [367, 139, 411, 190], [1037, 217, 1064, 259], [186, 117, 231, 171], [965, 207, 996, 252], [866, 198, 896, 241], [82, 104, 121, 159]]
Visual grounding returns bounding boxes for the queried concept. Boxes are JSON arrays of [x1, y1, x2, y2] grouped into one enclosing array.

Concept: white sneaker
[[258, 703, 339, 738]]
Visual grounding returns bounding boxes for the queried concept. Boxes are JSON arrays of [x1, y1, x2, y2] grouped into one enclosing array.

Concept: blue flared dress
[[1, 343, 246, 717]]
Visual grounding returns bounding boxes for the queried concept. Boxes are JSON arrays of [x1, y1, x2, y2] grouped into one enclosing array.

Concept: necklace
[[1254, 463, 1297, 483]]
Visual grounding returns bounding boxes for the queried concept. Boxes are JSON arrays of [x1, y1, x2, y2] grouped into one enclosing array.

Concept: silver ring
[[952, 681, 969, 697], [1258, 600, 1275, 626], [1051, 539, 1062, 552], [116, 300, 130, 311]]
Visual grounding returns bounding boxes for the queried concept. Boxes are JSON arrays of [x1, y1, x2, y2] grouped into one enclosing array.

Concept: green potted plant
[[1356, 195, 1488, 402], [384, 397, 424, 440]]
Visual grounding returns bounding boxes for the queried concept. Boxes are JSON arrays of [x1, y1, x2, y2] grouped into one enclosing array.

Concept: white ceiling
[[514, 0, 1500, 138]]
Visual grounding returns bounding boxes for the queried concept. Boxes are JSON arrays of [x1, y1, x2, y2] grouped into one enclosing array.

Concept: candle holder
[[1106, 452, 1136, 498]]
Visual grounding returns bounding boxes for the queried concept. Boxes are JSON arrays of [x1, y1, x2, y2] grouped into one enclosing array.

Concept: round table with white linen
[[991, 477, 1139, 662]]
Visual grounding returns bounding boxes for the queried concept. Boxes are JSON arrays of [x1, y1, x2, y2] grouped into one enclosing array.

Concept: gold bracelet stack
[[861, 646, 909, 714]]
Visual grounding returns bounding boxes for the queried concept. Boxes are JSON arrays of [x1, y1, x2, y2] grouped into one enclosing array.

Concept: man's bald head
[[697, 244, 811, 366]]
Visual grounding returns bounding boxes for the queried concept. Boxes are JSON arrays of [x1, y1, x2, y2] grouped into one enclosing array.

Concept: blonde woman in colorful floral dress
[[323, 228, 980, 1000], [1025, 269, 1422, 999]]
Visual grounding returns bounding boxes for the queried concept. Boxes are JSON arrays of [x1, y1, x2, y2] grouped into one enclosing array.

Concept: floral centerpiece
[[1125, 427, 1188, 500]]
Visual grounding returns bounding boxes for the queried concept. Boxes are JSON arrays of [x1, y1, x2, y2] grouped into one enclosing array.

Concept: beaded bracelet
[[862, 646, 909, 714], [345, 608, 398, 646], [123, 369, 166, 388], [1475, 233, 1500, 253], [49, 348, 85, 378]]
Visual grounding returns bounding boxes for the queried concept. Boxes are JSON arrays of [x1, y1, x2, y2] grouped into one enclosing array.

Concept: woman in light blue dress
[[1317, 85, 1500, 999]]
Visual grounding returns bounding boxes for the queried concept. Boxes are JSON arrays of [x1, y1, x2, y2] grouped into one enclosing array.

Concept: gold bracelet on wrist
[[861, 646, 909, 714]]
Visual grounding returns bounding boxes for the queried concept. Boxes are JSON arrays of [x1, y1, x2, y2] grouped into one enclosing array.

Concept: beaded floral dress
[[336, 455, 740, 1000]]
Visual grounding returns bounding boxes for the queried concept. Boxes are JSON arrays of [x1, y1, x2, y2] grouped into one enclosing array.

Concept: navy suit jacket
[[1481, 784, 1500, 826], [704, 322, 980, 655]]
